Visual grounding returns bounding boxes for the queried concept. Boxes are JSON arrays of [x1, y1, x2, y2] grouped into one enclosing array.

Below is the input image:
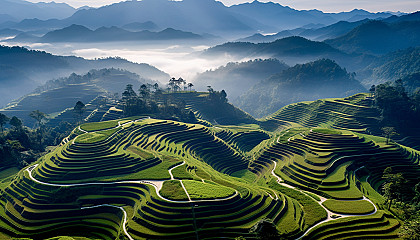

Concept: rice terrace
[[0, 91, 418, 240], [0, 0, 419, 239]]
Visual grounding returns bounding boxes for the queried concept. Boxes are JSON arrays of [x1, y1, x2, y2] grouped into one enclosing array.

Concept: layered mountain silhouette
[[0, 0, 398, 37], [238, 19, 371, 42], [193, 59, 289, 99], [228, 1, 392, 31], [34, 25, 203, 42], [325, 20, 420, 55], [203, 36, 341, 58], [0, 0, 76, 21], [0, 45, 169, 107]]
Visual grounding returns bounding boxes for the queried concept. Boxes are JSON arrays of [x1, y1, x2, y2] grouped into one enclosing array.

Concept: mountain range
[[0, 0, 77, 21], [238, 11, 419, 43], [0, 0, 399, 38], [0, 45, 169, 107], [11, 25, 204, 43]]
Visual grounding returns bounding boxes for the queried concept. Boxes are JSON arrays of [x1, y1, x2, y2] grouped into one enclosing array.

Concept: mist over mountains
[[0, 0, 419, 119], [0, 0, 400, 38], [234, 59, 366, 117], [0, 45, 169, 107]]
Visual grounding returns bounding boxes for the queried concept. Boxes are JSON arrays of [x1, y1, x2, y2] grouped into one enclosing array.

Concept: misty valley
[[0, 0, 419, 239]]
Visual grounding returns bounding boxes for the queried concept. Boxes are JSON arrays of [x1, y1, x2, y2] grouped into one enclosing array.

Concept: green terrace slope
[[261, 93, 380, 133], [1, 95, 419, 239], [260, 93, 420, 150], [0, 117, 290, 239], [163, 92, 256, 125]]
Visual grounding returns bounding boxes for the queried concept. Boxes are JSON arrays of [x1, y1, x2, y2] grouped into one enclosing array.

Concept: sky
[[25, 0, 419, 13]]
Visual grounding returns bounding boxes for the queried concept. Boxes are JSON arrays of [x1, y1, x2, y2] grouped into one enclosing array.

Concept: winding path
[[270, 161, 378, 240], [25, 158, 238, 239]]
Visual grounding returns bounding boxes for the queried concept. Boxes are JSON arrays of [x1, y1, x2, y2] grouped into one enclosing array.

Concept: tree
[[74, 101, 86, 124], [187, 83, 194, 91], [9, 116, 22, 130], [369, 85, 375, 97], [139, 84, 150, 99], [0, 113, 9, 134], [122, 84, 137, 99], [29, 110, 47, 128], [207, 85, 214, 94], [220, 90, 228, 102], [153, 83, 159, 91], [399, 217, 420, 239], [382, 126, 397, 144], [168, 77, 176, 92], [382, 167, 406, 210]]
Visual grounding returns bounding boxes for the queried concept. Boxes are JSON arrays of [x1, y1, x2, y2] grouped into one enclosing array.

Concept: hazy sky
[[26, 0, 418, 12]]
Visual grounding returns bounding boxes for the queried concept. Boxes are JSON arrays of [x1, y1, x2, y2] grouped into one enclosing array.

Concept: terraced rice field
[[0, 93, 419, 239]]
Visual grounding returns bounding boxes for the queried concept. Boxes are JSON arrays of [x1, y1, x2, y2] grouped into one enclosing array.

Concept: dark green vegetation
[[236, 59, 365, 117], [1, 89, 419, 239]]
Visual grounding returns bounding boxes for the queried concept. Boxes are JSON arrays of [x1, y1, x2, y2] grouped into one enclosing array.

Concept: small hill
[[38, 25, 203, 43], [203, 36, 341, 59], [0, 69, 145, 126], [0, 45, 169, 107], [163, 92, 256, 125], [193, 59, 289, 99], [235, 59, 365, 117], [121, 21, 159, 31], [325, 20, 420, 55]]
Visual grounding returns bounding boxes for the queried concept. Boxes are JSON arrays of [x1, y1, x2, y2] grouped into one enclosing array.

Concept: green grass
[[312, 128, 341, 135], [0, 167, 19, 179], [127, 146, 155, 160], [268, 179, 327, 230], [80, 119, 120, 132], [231, 170, 257, 182], [182, 180, 236, 200], [0, 167, 19, 191], [171, 164, 194, 180], [123, 158, 180, 180], [159, 180, 189, 200], [322, 199, 375, 214], [74, 128, 118, 143]]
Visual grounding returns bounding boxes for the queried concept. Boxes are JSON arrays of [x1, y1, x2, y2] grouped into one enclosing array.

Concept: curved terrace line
[[270, 161, 378, 240]]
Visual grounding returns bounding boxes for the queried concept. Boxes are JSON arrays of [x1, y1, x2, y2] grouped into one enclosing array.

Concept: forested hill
[[325, 20, 420, 55], [0, 45, 169, 107], [193, 59, 289, 99], [234, 59, 365, 117], [202, 36, 341, 58]]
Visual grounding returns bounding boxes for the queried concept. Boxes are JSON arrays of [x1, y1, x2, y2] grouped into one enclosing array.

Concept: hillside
[[1, 92, 418, 239], [205, 36, 340, 57], [0, 69, 147, 127], [359, 47, 420, 85], [193, 59, 289, 99], [239, 19, 370, 43], [235, 59, 365, 117], [4, 0, 395, 37], [325, 20, 420, 55], [0, 45, 169, 107], [0, 0, 76, 21], [36, 25, 203, 43]]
